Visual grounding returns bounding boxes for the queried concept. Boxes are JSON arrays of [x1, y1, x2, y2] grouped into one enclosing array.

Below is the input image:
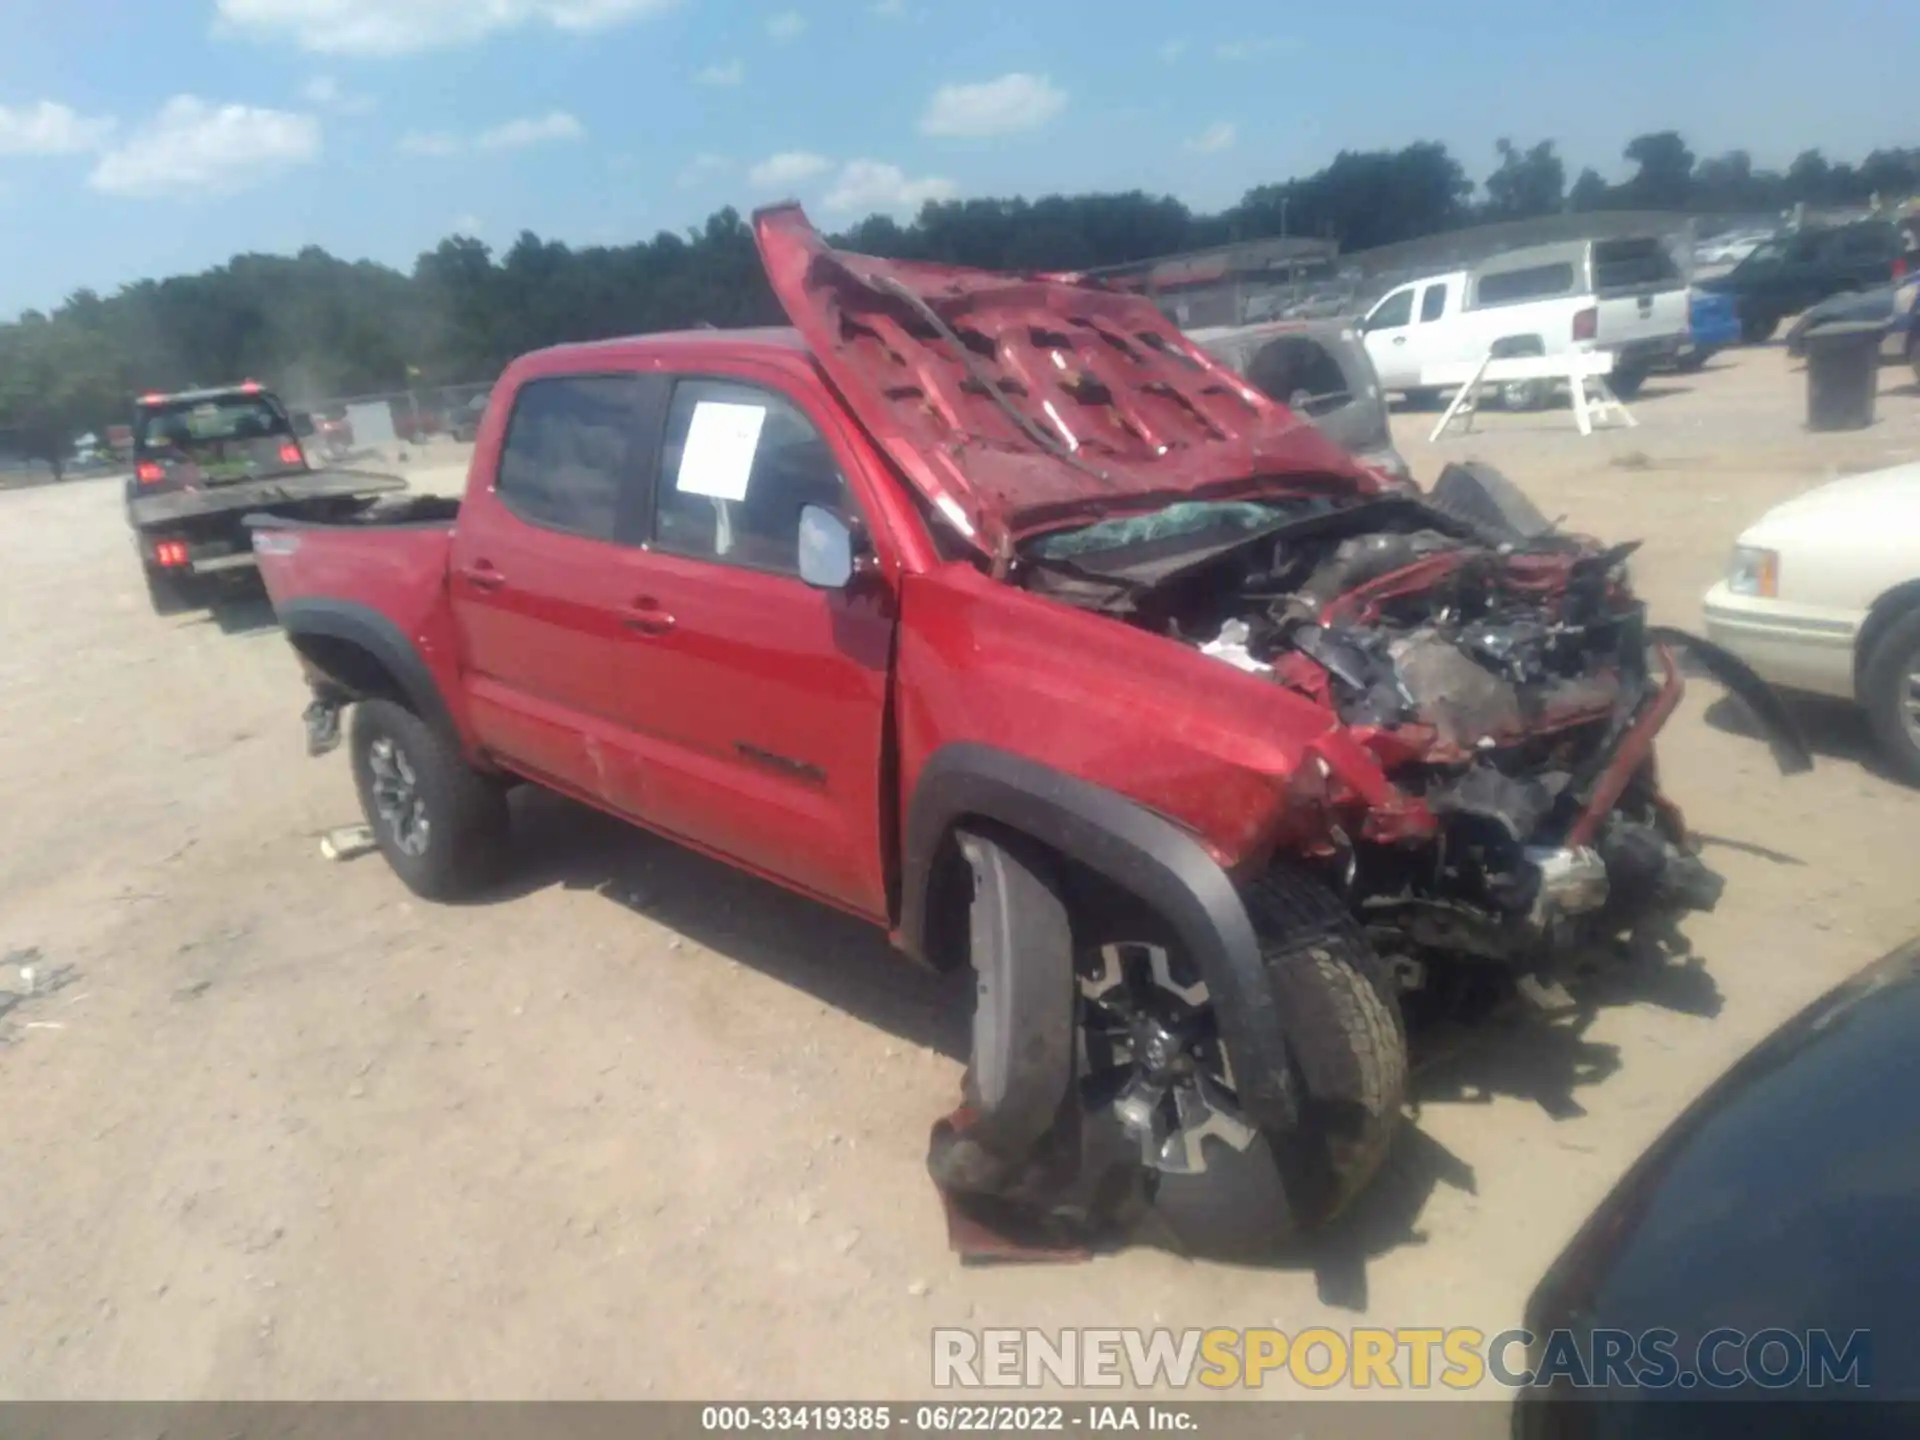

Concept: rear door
[[595, 368, 894, 918], [1359, 286, 1419, 388], [446, 372, 666, 801], [1591, 237, 1688, 348]]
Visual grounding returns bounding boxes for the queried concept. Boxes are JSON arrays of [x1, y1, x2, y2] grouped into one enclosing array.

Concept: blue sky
[[0, 0, 1906, 317]]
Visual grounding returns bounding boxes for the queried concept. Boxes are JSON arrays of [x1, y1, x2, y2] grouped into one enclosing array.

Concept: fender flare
[[902, 743, 1297, 1135], [276, 598, 461, 748]]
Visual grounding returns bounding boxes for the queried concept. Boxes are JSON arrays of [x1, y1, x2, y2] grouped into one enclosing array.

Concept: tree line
[[4, 131, 1916, 473]]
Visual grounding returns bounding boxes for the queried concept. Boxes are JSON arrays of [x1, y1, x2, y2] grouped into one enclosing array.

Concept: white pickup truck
[[1359, 237, 1691, 409]]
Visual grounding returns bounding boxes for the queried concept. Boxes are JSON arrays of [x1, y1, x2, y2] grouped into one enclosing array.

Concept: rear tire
[[348, 699, 509, 899], [1740, 304, 1780, 344], [1498, 379, 1550, 411], [1861, 607, 1920, 788], [1610, 363, 1649, 399], [144, 566, 193, 616]]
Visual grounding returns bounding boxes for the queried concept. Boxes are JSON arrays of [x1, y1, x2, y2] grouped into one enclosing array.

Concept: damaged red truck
[[249, 205, 1807, 1258]]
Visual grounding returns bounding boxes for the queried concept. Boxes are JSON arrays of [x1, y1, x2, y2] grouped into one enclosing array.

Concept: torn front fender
[[1647, 625, 1814, 777]]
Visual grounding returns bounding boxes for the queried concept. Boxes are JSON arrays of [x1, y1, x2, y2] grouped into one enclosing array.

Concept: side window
[[1365, 288, 1414, 331], [1474, 263, 1577, 308], [1418, 284, 1448, 323], [655, 378, 850, 576], [495, 376, 650, 541]]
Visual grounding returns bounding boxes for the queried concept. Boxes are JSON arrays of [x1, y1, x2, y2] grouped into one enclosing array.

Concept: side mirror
[[291, 412, 316, 438], [797, 504, 855, 589]]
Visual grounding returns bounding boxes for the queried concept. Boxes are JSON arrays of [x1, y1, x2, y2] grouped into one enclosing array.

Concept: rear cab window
[[1419, 284, 1448, 322], [1591, 238, 1680, 292], [135, 391, 300, 477], [493, 375, 656, 541], [653, 378, 852, 577]]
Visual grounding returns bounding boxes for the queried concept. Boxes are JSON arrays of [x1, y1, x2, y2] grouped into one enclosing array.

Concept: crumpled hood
[[751, 204, 1391, 561]]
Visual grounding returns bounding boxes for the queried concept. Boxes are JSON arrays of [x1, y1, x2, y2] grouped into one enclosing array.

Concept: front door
[[1360, 286, 1419, 389], [602, 370, 895, 918]]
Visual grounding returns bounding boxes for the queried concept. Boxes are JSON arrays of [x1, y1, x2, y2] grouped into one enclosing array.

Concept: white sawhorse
[[1424, 349, 1637, 441]]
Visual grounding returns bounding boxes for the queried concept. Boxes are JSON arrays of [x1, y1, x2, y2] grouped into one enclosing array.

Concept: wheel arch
[[1853, 580, 1920, 699], [277, 598, 463, 751], [901, 743, 1298, 1134]]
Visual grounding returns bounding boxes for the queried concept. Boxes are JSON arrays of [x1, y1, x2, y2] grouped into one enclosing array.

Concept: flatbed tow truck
[[125, 380, 406, 614]]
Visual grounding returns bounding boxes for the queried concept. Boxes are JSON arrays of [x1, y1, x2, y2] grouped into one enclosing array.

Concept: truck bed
[[247, 497, 461, 616], [127, 467, 408, 529]]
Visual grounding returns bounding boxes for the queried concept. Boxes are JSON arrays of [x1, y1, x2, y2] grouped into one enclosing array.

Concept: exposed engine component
[[1016, 489, 1806, 990]]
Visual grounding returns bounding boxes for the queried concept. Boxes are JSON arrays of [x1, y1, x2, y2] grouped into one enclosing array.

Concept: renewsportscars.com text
[[932, 1327, 1872, 1392]]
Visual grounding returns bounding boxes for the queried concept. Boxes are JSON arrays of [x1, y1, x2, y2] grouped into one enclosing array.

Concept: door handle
[[624, 596, 676, 636], [1392, 336, 1408, 345], [459, 561, 505, 591]]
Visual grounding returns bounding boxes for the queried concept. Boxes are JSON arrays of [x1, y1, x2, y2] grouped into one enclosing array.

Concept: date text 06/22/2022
[[701, 1406, 1196, 1433]]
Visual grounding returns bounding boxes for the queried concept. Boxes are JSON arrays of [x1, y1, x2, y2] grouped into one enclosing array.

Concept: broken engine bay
[[1021, 490, 1810, 992]]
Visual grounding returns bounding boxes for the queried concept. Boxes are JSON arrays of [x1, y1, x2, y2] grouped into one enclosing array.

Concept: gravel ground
[[1, 344, 1917, 1403]]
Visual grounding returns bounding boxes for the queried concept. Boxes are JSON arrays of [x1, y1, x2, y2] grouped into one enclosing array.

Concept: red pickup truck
[[250, 205, 1806, 1257]]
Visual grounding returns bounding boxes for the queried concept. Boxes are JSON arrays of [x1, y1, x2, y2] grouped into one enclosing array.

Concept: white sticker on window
[[675, 401, 767, 502]]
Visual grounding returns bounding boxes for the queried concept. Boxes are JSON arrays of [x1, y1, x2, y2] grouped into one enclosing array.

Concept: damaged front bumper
[[1356, 630, 1805, 978]]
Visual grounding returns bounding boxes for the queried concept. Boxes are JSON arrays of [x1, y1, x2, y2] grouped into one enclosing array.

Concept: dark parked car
[[1188, 318, 1413, 482], [1514, 937, 1920, 1434], [1699, 219, 1904, 343]]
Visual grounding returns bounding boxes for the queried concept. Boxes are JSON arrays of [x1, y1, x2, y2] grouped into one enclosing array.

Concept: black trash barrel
[[1804, 321, 1881, 431]]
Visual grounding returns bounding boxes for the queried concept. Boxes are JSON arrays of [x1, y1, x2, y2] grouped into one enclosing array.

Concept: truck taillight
[[279, 441, 304, 465], [154, 541, 189, 568], [1572, 307, 1598, 343], [136, 461, 165, 485]]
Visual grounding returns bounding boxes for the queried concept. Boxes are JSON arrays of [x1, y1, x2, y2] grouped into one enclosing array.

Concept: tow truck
[[125, 380, 406, 615]]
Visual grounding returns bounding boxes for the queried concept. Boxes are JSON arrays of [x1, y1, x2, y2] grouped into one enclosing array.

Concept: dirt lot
[[3, 347, 1919, 1401]]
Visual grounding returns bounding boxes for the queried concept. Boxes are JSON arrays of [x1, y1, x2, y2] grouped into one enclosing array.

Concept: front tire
[[1861, 608, 1920, 788], [1085, 871, 1407, 1258], [348, 699, 509, 899]]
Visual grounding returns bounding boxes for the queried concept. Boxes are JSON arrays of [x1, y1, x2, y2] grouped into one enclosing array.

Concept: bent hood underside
[[752, 203, 1387, 560]]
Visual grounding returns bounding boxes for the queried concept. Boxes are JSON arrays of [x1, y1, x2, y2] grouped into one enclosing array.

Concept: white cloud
[[1157, 38, 1187, 61], [301, 75, 375, 114], [88, 96, 319, 198], [919, 73, 1065, 138], [747, 150, 830, 189], [399, 130, 462, 156], [476, 111, 584, 149], [765, 9, 806, 40], [0, 100, 116, 157], [696, 59, 743, 85], [452, 212, 484, 233], [214, 0, 680, 58], [676, 152, 732, 188], [823, 159, 955, 215], [1185, 121, 1236, 155]]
